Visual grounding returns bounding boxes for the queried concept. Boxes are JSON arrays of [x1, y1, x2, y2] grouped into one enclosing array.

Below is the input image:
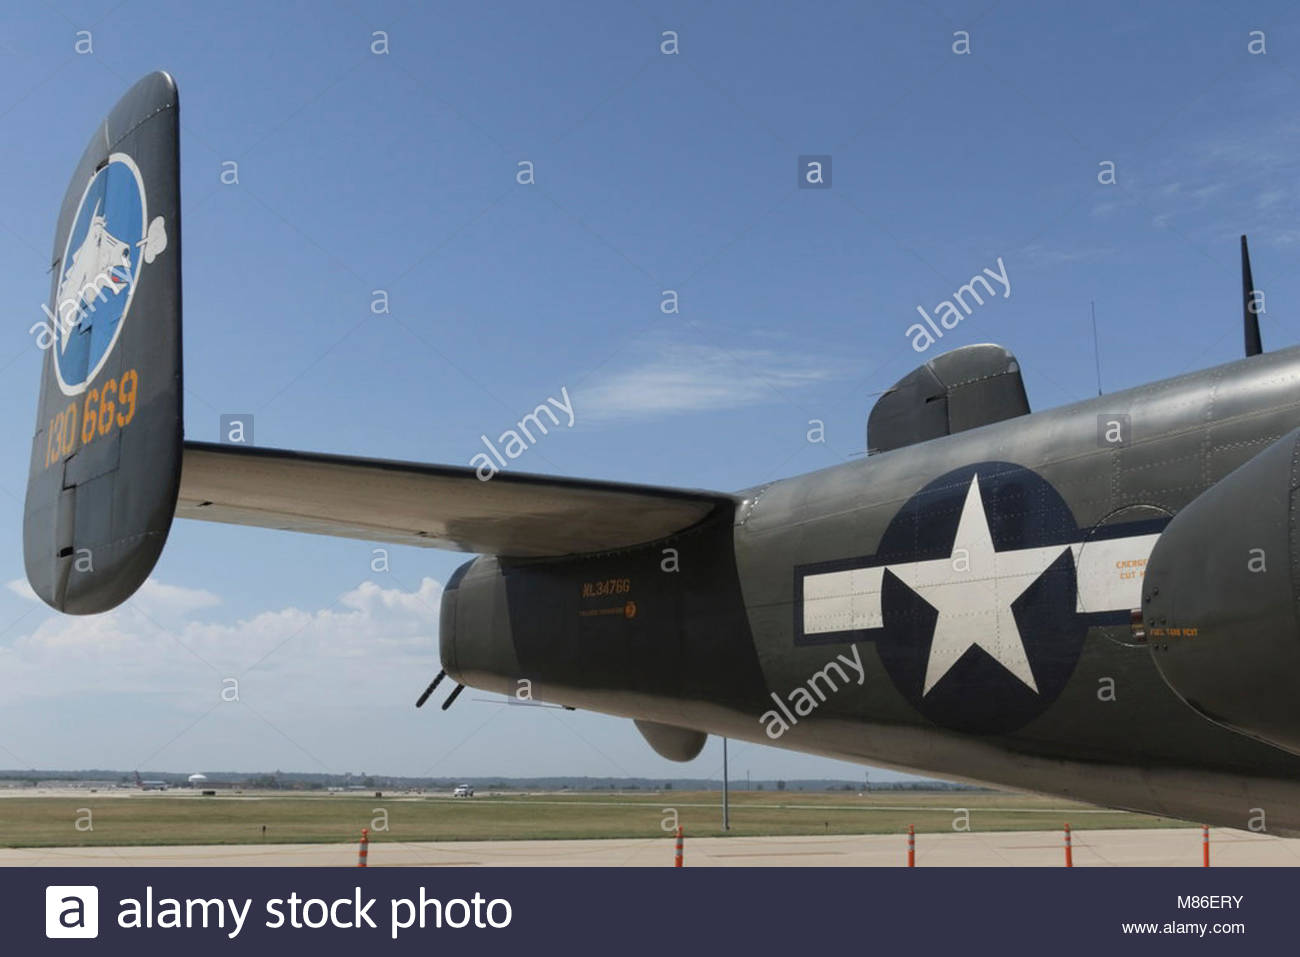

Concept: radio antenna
[[1091, 300, 1103, 396], [1242, 235, 1263, 357]]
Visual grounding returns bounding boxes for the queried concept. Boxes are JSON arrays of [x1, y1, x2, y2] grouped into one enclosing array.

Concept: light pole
[[722, 737, 730, 831]]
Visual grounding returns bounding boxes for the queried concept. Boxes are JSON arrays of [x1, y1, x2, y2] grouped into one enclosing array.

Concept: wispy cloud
[[1080, 117, 1300, 248], [1135, 119, 1300, 243], [575, 342, 841, 422], [1256, 189, 1286, 211], [1019, 241, 1115, 265]]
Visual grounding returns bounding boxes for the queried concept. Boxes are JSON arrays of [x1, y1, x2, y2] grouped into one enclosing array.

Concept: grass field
[[0, 790, 1189, 848]]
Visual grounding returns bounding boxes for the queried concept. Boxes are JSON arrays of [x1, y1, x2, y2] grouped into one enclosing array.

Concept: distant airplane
[[25, 73, 1300, 836], [134, 772, 167, 792]]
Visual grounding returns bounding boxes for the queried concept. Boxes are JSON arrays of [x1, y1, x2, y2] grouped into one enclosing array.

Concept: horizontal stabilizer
[[177, 442, 734, 557]]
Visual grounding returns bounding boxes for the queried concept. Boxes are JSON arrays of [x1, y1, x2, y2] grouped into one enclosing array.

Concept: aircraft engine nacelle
[[1143, 426, 1300, 755]]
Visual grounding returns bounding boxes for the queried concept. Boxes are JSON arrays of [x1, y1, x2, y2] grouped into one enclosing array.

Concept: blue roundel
[[53, 157, 146, 394]]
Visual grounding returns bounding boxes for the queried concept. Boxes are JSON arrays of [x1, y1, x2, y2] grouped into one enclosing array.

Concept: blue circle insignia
[[52, 154, 148, 395]]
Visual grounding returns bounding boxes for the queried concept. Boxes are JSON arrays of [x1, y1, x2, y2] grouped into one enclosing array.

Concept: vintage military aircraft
[[26, 73, 1300, 835]]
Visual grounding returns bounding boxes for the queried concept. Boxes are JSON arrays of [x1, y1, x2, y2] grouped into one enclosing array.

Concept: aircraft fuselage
[[443, 345, 1300, 835]]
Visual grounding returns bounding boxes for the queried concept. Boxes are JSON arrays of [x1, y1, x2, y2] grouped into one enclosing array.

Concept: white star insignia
[[885, 474, 1070, 696]]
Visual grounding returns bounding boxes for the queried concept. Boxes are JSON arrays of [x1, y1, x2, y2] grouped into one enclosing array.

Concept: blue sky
[[1, 1, 1298, 782]]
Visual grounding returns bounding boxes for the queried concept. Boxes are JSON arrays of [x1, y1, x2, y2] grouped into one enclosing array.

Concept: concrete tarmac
[[3, 828, 1299, 866]]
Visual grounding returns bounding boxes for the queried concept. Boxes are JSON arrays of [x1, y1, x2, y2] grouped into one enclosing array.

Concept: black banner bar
[[10, 867, 1283, 954]]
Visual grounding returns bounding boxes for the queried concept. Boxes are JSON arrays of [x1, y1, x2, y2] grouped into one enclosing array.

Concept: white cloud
[[6, 578, 37, 602], [133, 579, 222, 616], [575, 342, 839, 422], [0, 576, 442, 706], [5, 577, 220, 615]]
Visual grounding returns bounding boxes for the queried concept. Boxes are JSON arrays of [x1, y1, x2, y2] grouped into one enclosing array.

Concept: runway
[[5, 828, 1299, 867]]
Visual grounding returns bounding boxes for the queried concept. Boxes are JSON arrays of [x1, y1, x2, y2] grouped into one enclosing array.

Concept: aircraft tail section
[[23, 72, 184, 614], [23, 74, 731, 616]]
